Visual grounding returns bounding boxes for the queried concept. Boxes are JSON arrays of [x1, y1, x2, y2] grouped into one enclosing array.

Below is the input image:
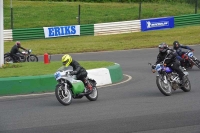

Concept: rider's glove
[[70, 71, 77, 75], [152, 64, 156, 69]]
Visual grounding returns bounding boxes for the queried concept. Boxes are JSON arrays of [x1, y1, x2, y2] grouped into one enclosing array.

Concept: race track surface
[[0, 45, 200, 133]]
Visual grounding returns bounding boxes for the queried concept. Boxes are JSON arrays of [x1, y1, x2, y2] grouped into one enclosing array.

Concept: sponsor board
[[43, 25, 80, 38], [141, 17, 174, 31]]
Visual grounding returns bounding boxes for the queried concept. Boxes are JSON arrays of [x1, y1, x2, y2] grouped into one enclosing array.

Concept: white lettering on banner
[[43, 25, 80, 38], [146, 21, 169, 29]]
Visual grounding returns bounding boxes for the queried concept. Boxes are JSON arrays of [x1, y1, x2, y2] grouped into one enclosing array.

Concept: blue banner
[[141, 17, 174, 31]]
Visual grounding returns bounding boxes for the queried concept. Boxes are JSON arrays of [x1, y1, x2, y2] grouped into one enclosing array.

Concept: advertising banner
[[43, 25, 80, 38], [141, 17, 174, 31]]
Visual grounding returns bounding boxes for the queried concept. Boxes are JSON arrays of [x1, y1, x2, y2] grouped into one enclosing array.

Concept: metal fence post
[[139, 0, 142, 19], [10, 0, 13, 29], [195, 0, 198, 14], [78, 5, 80, 25]]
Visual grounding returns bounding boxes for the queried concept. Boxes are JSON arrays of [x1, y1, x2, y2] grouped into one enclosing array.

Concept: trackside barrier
[[4, 29, 13, 41], [141, 17, 174, 32], [174, 14, 200, 27], [3, 13, 200, 42], [94, 20, 141, 36], [0, 63, 123, 96]]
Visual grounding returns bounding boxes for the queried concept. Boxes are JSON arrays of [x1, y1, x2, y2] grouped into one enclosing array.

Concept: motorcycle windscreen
[[71, 81, 85, 95], [165, 67, 173, 73]]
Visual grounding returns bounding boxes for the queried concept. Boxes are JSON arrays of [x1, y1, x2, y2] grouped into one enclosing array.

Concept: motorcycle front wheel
[[27, 54, 38, 62], [55, 85, 72, 106], [156, 75, 172, 96], [194, 59, 200, 69]]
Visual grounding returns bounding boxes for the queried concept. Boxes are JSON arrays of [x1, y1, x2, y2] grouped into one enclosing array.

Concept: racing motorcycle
[[149, 58, 191, 96], [4, 49, 38, 63], [54, 66, 98, 106], [180, 50, 200, 69]]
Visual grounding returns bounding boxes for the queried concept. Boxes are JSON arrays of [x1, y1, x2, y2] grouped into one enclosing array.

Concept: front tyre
[[55, 84, 72, 106], [86, 87, 98, 101], [181, 76, 191, 92], [194, 59, 200, 69], [156, 75, 172, 96], [27, 54, 38, 62]]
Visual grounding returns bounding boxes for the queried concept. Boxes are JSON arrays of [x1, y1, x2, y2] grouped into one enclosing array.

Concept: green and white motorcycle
[[54, 66, 98, 106]]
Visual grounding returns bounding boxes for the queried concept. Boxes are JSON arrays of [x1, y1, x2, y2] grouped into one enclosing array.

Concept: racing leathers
[[175, 45, 194, 67], [69, 60, 93, 93], [10, 45, 27, 62], [153, 49, 185, 83]]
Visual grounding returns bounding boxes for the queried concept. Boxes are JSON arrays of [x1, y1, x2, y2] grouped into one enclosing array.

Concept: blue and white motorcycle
[[149, 59, 191, 96]]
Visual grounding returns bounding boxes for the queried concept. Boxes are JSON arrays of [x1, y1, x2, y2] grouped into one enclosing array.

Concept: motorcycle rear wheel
[[55, 85, 72, 106], [27, 54, 38, 62], [181, 76, 191, 92], [86, 86, 98, 101], [156, 75, 172, 96], [4, 56, 14, 63]]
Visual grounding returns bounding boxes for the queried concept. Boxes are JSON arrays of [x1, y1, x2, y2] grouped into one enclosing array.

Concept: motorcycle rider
[[61, 54, 93, 94], [173, 41, 194, 68], [10, 41, 28, 62], [152, 43, 186, 85]]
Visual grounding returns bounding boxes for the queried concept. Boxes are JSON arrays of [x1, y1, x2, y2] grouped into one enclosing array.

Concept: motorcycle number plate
[[54, 72, 61, 80], [155, 64, 162, 71], [188, 52, 193, 57]]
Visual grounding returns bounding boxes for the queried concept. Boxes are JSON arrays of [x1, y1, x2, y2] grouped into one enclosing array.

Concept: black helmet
[[173, 41, 180, 50], [158, 42, 168, 53]]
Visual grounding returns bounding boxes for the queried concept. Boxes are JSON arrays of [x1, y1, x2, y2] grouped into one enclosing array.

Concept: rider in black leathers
[[152, 43, 186, 85], [173, 41, 194, 68], [10, 41, 27, 62], [61, 54, 93, 93]]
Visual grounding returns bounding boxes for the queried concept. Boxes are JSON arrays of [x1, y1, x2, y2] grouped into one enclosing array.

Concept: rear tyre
[[86, 87, 98, 101], [4, 56, 14, 63], [55, 85, 72, 106], [181, 76, 191, 92]]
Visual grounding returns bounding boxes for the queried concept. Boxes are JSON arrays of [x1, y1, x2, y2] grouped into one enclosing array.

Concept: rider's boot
[[84, 79, 93, 94], [86, 83, 93, 94]]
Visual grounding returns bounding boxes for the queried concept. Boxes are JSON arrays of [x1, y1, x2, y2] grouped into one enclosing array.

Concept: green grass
[[0, 61, 115, 77], [3, 1, 199, 29]]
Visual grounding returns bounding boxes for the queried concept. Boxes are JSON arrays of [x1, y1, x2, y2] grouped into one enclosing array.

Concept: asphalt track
[[0, 45, 200, 133]]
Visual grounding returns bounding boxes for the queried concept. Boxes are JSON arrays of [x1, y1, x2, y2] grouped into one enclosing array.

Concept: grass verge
[[0, 61, 115, 78], [3, 1, 199, 29]]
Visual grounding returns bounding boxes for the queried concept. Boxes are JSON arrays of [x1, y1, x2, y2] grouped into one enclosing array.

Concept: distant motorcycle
[[4, 49, 38, 63], [149, 58, 191, 96], [181, 50, 200, 69], [54, 66, 98, 106]]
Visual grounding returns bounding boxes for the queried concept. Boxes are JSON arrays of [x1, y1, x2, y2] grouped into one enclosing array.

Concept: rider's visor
[[62, 59, 69, 66]]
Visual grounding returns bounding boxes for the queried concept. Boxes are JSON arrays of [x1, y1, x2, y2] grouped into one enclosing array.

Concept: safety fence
[[174, 14, 200, 27], [3, 13, 200, 42]]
